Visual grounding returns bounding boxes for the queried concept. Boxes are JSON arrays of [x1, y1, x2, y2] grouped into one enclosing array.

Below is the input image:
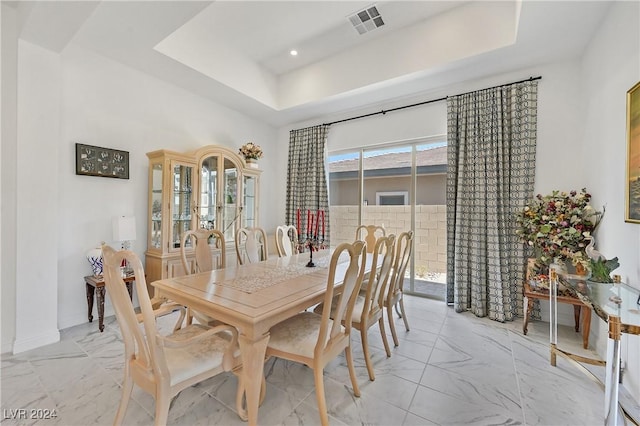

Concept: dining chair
[[181, 228, 226, 273], [180, 228, 226, 325], [355, 224, 386, 253], [275, 225, 299, 257], [385, 230, 413, 346], [266, 241, 367, 426], [235, 227, 268, 265], [315, 234, 396, 381], [102, 244, 246, 425]]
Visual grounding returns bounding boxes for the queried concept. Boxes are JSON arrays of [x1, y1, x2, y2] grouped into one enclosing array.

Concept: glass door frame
[[329, 134, 447, 297]]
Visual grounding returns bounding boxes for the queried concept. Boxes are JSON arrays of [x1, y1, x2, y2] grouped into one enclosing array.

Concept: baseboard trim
[[58, 304, 117, 331], [2, 337, 14, 355], [12, 329, 60, 354]]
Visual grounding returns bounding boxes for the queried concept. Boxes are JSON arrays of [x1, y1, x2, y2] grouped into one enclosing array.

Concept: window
[[376, 191, 408, 205]]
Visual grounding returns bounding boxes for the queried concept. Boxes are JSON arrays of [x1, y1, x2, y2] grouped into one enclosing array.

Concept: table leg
[[581, 306, 591, 349], [86, 283, 95, 323], [126, 282, 133, 301], [97, 286, 106, 332], [238, 333, 270, 426], [523, 295, 532, 335], [573, 305, 581, 332], [604, 316, 621, 426], [549, 269, 558, 367]]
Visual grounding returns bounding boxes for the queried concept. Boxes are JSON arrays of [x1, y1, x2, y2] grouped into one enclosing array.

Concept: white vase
[[86, 246, 103, 276], [246, 158, 259, 168]]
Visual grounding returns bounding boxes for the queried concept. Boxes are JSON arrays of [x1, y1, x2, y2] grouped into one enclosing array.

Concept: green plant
[[588, 257, 620, 283]]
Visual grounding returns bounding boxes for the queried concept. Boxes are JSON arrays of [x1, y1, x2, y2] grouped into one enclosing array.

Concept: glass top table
[[558, 274, 640, 333], [553, 270, 640, 425]]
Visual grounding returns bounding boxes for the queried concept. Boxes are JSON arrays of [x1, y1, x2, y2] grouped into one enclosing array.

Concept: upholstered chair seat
[[267, 312, 345, 358], [163, 324, 240, 385]]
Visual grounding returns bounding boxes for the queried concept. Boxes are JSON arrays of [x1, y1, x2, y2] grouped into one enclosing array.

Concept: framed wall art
[[75, 143, 129, 179], [626, 81, 640, 223]]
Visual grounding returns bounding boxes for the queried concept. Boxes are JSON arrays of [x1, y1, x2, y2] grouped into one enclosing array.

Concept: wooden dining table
[[151, 249, 375, 426]]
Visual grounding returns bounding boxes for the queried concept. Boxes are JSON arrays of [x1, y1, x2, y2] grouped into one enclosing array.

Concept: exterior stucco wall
[[329, 174, 446, 206]]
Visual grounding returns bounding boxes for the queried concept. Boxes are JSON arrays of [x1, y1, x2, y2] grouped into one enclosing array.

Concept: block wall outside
[[329, 205, 447, 274]]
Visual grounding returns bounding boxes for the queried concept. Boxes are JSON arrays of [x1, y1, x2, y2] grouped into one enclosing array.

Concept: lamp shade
[[113, 216, 136, 242]]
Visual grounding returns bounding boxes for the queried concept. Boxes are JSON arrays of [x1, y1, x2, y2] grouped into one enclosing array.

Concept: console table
[[550, 269, 640, 425], [85, 274, 134, 332]]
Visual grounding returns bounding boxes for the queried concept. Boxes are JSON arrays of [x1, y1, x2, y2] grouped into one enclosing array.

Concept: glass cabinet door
[[199, 155, 218, 231], [243, 175, 257, 228], [222, 157, 238, 241], [171, 161, 193, 251], [150, 162, 163, 250], [145, 145, 260, 286]]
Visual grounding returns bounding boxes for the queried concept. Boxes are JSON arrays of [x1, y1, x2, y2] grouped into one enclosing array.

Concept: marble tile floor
[[0, 295, 628, 426]]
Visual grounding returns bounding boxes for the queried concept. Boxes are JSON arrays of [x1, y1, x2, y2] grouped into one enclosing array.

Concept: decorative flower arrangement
[[239, 142, 263, 160], [515, 188, 604, 272]]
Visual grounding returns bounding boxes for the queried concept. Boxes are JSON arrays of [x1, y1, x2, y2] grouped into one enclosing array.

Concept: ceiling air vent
[[348, 5, 385, 35]]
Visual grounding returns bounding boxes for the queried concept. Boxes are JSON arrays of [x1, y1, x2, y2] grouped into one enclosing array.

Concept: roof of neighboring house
[[329, 146, 447, 174]]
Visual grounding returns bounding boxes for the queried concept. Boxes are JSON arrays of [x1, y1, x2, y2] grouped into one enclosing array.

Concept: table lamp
[[113, 215, 136, 250], [113, 216, 136, 275]]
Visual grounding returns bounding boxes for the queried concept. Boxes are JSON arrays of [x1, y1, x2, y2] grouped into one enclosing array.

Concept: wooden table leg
[[238, 333, 270, 426], [96, 285, 106, 332], [573, 305, 581, 332], [581, 306, 591, 349], [86, 282, 95, 323], [523, 295, 532, 335]]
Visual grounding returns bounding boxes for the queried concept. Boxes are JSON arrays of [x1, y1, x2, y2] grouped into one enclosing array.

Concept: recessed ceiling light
[[290, 50, 298, 56]]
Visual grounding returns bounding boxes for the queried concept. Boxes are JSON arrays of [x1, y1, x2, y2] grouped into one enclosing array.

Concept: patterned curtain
[[445, 81, 538, 321], [286, 125, 330, 244]]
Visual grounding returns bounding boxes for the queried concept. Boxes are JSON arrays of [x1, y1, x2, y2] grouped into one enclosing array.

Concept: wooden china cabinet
[[145, 145, 261, 295]]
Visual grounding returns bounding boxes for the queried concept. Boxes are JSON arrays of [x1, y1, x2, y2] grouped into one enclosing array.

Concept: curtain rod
[[322, 75, 542, 127]]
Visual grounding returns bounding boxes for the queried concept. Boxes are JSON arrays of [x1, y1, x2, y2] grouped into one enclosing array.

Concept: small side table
[[523, 280, 591, 348], [85, 274, 134, 332]]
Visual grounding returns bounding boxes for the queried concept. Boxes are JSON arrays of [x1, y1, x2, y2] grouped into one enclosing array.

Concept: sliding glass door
[[328, 138, 447, 299], [413, 142, 447, 299], [328, 150, 361, 246]]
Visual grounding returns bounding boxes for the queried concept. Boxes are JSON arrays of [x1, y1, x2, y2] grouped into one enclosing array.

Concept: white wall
[[56, 45, 278, 331], [14, 40, 61, 353], [2, 40, 278, 352], [581, 0, 640, 401], [1, 2, 18, 354]]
